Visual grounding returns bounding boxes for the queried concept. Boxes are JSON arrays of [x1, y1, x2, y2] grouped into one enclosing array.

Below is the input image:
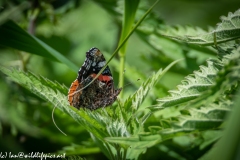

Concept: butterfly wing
[[68, 47, 121, 109]]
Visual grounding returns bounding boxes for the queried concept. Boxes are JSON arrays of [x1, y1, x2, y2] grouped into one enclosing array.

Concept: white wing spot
[[98, 61, 106, 68]]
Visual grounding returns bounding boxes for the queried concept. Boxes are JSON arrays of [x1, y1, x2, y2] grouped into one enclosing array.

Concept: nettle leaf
[[120, 59, 181, 139], [0, 67, 68, 106], [152, 45, 240, 112], [105, 134, 161, 160], [124, 59, 182, 112], [105, 134, 161, 149], [57, 143, 101, 156], [0, 66, 140, 159], [159, 100, 232, 140], [199, 90, 240, 160], [93, 60, 181, 158], [159, 9, 240, 46], [200, 130, 223, 150], [157, 25, 208, 38], [148, 45, 240, 145], [0, 67, 109, 140], [149, 60, 219, 110]]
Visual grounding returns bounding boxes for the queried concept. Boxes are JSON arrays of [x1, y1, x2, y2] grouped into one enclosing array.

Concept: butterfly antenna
[[117, 68, 140, 89], [52, 106, 67, 136], [122, 78, 141, 89]]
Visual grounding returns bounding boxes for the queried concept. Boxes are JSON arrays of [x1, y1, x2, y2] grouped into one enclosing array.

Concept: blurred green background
[[0, 0, 239, 159]]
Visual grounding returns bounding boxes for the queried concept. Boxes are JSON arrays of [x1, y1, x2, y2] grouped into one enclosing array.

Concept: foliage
[[158, 9, 240, 46], [0, 0, 240, 160]]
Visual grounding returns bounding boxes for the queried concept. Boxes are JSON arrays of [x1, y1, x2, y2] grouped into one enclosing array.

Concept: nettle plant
[[1, 0, 240, 160]]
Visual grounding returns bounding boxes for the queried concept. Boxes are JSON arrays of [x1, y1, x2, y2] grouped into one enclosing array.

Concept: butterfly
[[68, 47, 122, 110]]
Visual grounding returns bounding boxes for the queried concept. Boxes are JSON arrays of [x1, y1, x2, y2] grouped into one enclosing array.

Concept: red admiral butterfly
[[68, 47, 122, 110]]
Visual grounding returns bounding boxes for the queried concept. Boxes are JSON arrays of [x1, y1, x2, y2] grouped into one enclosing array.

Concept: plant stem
[[118, 0, 140, 98], [119, 52, 125, 91]]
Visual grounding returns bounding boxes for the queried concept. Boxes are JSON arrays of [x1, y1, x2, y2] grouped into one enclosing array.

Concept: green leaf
[[199, 89, 240, 160], [0, 66, 108, 140], [105, 134, 161, 149], [148, 45, 240, 144], [200, 130, 222, 150], [124, 59, 182, 112], [0, 66, 138, 159], [105, 134, 161, 159], [0, 21, 78, 71], [159, 9, 240, 46], [57, 143, 101, 156], [159, 101, 231, 140], [148, 59, 218, 110]]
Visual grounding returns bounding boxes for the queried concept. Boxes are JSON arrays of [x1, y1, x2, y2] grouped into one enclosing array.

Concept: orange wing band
[[68, 79, 79, 105], [90, 73, 112, 82]]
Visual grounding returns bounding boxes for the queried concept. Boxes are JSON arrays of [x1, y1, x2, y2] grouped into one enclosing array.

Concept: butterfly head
[[87, 47, 105, 63]]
